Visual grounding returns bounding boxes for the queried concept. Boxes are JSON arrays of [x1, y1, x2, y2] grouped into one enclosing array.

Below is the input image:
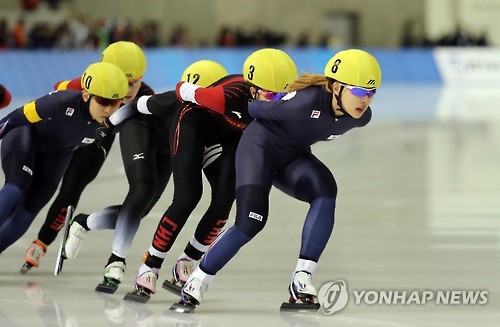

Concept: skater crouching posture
[[21, 41, 155, 274], [172, 49, 382, 312], [0, 62, 128, 254], [62, 60, 230, 294], [124, 48, 299, 303], [0, 84, 12, 109]]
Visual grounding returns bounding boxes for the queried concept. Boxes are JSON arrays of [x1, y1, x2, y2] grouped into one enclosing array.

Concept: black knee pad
[[234, 185, 269, 238]]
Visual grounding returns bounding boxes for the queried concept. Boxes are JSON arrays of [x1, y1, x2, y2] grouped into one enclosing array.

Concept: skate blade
[[19, 262, 34, 275], [169, 301, 195, 313], [20, 262, 33, 275], [54, 255, 65, 276], [280, 302, 320, 312], [123, 290, 151, 304], [95, 283, 118, 294], [162, 279, 182, 296], [53, 205, 74, 276]]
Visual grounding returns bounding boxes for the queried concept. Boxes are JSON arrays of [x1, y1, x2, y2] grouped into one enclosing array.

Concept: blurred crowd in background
[[0, 0, 490, 50], [0, 14, 342, 50]]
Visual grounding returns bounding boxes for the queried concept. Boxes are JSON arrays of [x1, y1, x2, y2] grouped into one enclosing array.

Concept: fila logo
[[133, 153, 145, 160], [65, 107, 75, 116], [249, 211, 263, 221], [82, 138, 94, 144], [22, 165, 33, 175], [367, 79, 376, 85], [311, 110, 321, 119]]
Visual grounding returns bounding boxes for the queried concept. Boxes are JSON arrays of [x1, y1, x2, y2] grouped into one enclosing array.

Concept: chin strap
[[334, 85, 354, 118]]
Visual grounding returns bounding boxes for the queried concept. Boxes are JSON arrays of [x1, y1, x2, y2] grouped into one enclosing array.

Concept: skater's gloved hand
[[95, 117, 114, 150], [175, 82, 201, 104]]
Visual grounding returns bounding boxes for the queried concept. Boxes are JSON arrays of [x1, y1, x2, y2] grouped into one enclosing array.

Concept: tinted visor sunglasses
[[91, 95, 123, 107], [341, 84, 377, 98], [258, 90, 287, 101]]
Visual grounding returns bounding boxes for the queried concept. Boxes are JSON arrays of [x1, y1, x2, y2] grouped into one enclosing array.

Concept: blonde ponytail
[[287, 73, 335, 93]]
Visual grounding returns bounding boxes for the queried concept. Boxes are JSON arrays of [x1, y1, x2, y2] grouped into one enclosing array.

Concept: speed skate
[[169, 300, 196, 314], [95, 280, 120, 294], [162, 279, 182, 296], [53, 205, 75, 276], [123, 288, 152, 304], [280, 299, 320, 312], [280, 271, 320, 312]]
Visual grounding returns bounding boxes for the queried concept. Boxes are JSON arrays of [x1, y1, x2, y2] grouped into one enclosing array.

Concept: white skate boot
[[169, 277, 208, 313], [135, 268, 159, 294], [95, 261, 126, 294], [20, 240, 47, 274], [64, 220, 88, 259], [169, 267, 215, 313], [123, 267, 159, 304], [182, 277, 207, 305], [281, 271, 320, 311], [173, 257, 196, 284], [163, 257, 197, 296]]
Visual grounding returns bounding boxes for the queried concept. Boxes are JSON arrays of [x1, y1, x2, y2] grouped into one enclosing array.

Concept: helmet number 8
[[331, 59, 341, 74], [247, 65, 255, 81]]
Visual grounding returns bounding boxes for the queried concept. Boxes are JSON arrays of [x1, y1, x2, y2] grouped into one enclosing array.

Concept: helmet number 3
[[331, 59, 341, 73], [247, 65, 255, 81]]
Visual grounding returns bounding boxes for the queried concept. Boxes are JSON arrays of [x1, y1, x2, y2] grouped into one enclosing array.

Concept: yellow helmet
[[181, 60, 228, 87], [243, 48, 298, 92], [101, 41, 147, 80], [324, 49, 381, 88], [81, 62, 128, 99]]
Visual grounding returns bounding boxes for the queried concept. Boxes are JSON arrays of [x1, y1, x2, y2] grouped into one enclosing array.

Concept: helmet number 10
[[82, 73, 92, 90]]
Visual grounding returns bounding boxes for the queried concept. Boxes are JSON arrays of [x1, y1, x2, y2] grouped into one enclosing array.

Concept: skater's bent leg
[[0, 207, 34, 252], [112, 172, 158, 258], [0, 183, 23, 222], [144, 171, 203, 269], [37, 202, 71, 245], [273, 154, 337, 262], [199, 226, 251, 275], [144, 209, 192, 269], [300, 197, 336, 261], [87, 205, 121, 230], [199, 185, 269, 275], [37, 142, 112, 245], [184, 147, 236, 261]]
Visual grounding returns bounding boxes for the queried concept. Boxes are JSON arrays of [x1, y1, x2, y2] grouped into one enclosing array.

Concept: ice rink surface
[[0, 84, 499, 326]]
